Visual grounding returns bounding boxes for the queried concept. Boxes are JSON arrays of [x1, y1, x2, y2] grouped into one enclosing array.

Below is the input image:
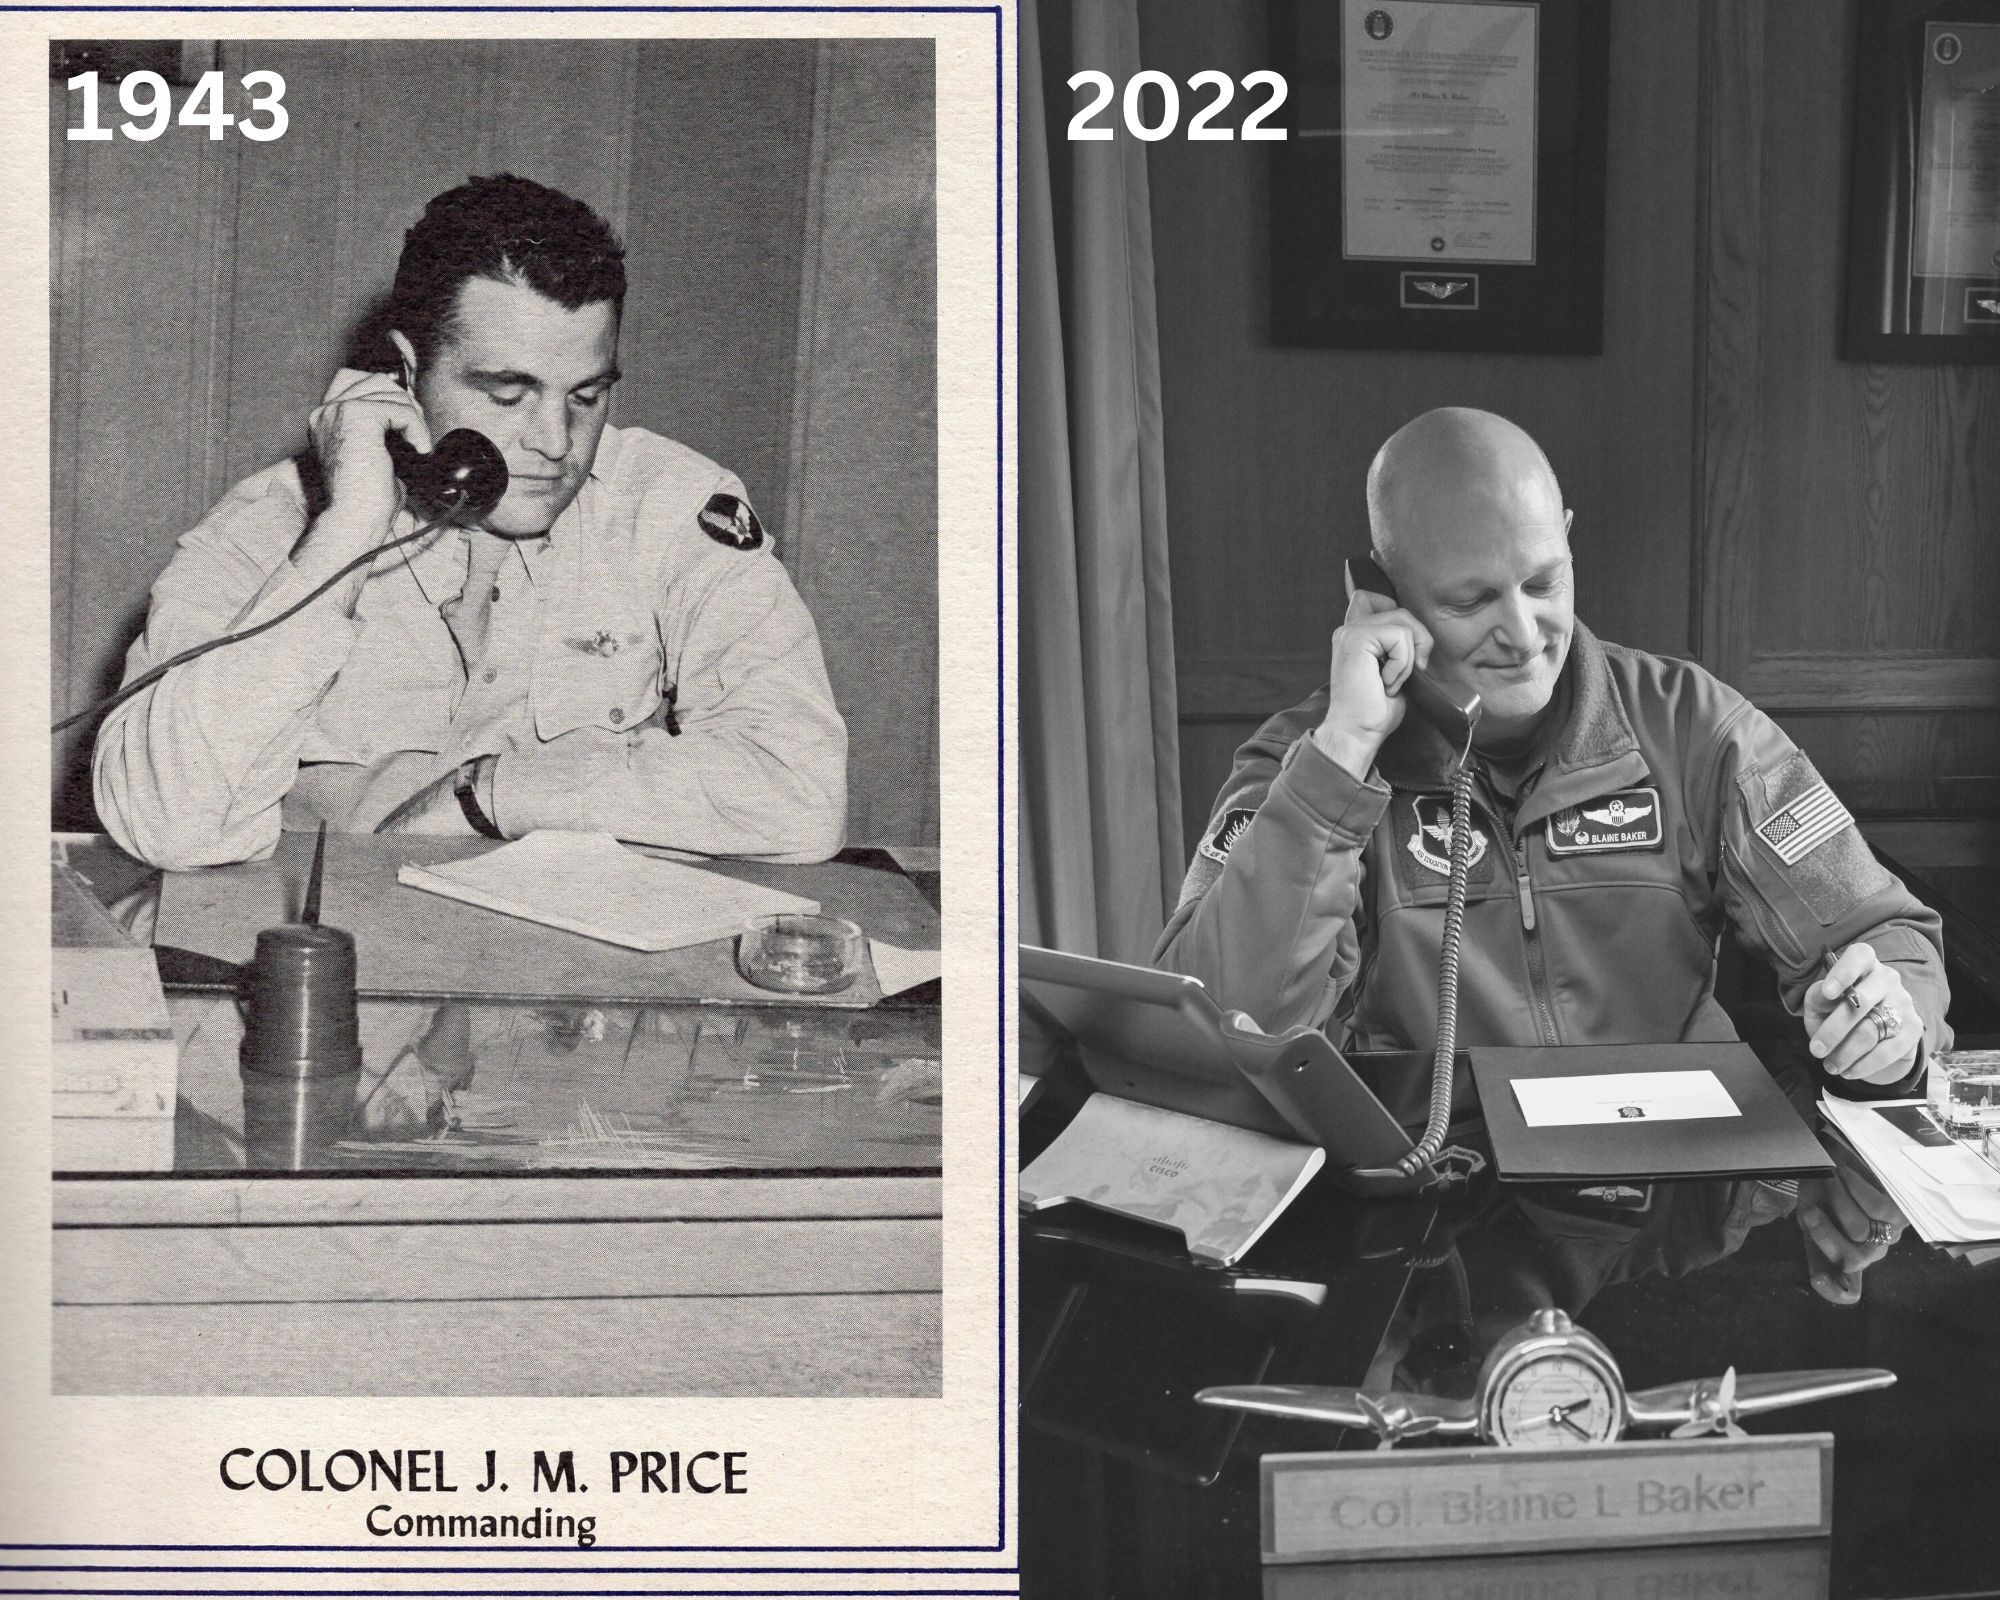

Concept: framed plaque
[[1844, 0, 2000, 363], [1269, 0, 1609, 354]]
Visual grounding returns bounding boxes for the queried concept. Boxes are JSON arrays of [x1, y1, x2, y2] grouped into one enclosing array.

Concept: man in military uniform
[[1158, 408, 1949, 1297], [95, 175, 845, 869]]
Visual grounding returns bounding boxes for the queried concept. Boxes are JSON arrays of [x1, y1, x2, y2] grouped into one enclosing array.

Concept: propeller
[[1670, 1366, 1745, 1439]]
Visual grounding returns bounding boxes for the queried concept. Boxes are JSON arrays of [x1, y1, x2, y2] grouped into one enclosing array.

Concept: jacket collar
[[1374, 621, 1650, 824]]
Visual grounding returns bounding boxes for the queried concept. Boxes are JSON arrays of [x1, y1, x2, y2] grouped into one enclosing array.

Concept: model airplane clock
[[1197, 1307, 1895, 1448]]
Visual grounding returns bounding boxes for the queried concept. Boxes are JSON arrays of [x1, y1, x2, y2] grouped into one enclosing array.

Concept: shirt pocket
[[531, 630, 666, 741]]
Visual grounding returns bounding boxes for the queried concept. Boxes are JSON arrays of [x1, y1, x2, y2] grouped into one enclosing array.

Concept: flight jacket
[[1155, 623, 1950, 1100]]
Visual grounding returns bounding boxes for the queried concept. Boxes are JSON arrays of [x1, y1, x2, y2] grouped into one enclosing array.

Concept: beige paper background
[[0, 1, 1018, 1582]]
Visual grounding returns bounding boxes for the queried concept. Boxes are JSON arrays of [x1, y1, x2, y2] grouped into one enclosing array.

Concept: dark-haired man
[[95, 175, 846, 869]]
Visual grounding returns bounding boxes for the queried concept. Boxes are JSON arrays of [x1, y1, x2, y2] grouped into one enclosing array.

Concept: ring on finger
[[1866, 1220, 1895, 1245], [1868, 1002, 1901, 1042]]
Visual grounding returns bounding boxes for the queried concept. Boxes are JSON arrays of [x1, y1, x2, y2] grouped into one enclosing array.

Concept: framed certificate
[[1269, 0, 1609, 354], [1844, 0, 2000, 363]]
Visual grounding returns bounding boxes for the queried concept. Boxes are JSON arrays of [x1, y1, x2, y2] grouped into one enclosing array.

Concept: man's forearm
[[491, 718, 847, 861], [93, 555, 363, 868], [1155, 737, 1389, 1033]]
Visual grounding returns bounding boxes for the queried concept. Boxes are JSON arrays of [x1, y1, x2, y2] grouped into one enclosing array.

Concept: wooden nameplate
[[1261, 1434, 1832, 1564]]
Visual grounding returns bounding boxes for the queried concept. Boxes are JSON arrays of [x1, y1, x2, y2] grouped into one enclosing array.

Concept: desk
[[53, 836, 943, 1397], [1019, 1109, 2000, 1598]]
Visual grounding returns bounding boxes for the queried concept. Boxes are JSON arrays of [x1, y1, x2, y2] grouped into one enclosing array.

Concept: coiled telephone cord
[[1394, 760, 1474, 1180]]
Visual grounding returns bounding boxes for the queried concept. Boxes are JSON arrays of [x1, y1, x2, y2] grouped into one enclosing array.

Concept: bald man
[[1157, 410, 1948, 1278]]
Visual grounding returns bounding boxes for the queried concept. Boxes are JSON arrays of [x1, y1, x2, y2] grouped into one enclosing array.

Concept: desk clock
[[1198, 1307, 1894, 1448]]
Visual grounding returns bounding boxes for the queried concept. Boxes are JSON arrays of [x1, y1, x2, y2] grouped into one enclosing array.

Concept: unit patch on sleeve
[[1754, 780, 1852, 865], [698, 492, 764, 550], [1198, 807, 1258, 864], [1545, 787, 1666, 856]]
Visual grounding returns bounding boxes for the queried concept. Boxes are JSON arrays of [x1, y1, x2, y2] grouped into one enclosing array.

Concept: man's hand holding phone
[[295, 369, 433, 597], [1312, 585, 1435, 781]]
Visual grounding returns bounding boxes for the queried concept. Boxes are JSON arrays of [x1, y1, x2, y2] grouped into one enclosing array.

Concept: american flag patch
[[1755, 781, 1852, 865]]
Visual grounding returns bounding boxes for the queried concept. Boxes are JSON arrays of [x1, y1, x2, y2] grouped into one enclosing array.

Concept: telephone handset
[[1344, 554, 1481, 763], [386, 427, 509, 522], [1340, 552, 1481, 1191]]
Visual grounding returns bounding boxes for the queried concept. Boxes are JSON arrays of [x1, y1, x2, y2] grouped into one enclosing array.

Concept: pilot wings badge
[[1412, 279, 1465, 300], [1546, 786, 1666, 856]]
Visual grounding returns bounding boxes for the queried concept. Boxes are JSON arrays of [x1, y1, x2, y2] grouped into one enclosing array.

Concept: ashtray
[[737, 913, 865, 994]]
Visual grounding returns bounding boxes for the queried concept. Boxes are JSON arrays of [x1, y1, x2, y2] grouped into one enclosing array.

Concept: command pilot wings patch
[[1755, 780, 1852, 866], [1546, 787, 1665, 855]]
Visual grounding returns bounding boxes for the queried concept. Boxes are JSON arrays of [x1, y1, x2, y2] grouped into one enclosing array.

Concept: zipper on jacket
[[1511, 832, 1560, 1046], [1511, 837, 1536, 931]]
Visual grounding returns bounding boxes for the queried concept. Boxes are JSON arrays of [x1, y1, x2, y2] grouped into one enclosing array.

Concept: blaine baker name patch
[[1546, 787, 1665, 855]]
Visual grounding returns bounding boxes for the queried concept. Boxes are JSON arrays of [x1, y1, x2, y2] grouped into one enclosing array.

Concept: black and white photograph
[[14, 6, 1009, 1574], [1016, 1, 2000, 1594]]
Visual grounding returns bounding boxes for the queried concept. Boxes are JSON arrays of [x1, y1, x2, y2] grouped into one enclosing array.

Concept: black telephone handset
[[386, 428, 510, 521], [1341, 553, 1481, 1191], [1344, 554, 1481, 762]]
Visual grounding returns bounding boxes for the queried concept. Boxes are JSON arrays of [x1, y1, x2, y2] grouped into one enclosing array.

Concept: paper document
[[1819, 1094, 2000, 1244], [397, 831, 819, 953], [870, 939, 941, 997], [1514, 1070, 1740, 1128]]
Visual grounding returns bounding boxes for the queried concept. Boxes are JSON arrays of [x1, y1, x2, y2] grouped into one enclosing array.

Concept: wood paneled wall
[[1137, 0, 1999, 866], [52, 38, 938, 847]]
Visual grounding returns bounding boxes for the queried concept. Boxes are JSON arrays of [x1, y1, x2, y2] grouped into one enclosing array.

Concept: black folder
[[1469, 1042, 1833, 1183]]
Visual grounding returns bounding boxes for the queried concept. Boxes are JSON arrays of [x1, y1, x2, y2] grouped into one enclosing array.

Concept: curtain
[[1019, 0, 1184, 963]]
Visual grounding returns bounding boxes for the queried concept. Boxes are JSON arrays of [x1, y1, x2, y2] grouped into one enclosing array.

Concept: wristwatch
[[456, 759, 504, 839]]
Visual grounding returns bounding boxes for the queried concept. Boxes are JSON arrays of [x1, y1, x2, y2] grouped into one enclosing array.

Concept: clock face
[[1488, 1353, 1622, 1447]]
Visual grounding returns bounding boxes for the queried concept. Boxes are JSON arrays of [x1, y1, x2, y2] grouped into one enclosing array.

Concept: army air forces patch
[[1546, 787, 1666, 856], [698, 492, 764, 551], [1407, 795, 1490, 876]]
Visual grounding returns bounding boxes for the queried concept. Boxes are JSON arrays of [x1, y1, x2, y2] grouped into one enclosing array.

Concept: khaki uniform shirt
[[94, 422, 847, 869]]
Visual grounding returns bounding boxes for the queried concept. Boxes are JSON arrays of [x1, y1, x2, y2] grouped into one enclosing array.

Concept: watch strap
[[456, 764, 504, 839]]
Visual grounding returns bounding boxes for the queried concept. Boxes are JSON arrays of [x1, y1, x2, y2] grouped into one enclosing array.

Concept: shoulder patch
[[1547, 786, 1665, 856], [1741, 752, 1893, 926], [1754, 778, 1851, 865], [1198, 806, 1257, 864], [698, 491, 763, 550]]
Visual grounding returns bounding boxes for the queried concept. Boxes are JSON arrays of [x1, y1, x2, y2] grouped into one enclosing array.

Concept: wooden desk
[[1018, 1104, 2000, 1598], [53, 838, 943, 1397]]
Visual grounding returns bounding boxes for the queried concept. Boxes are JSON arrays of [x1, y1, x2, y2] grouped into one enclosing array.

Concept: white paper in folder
[[397, 831, 820, 952]]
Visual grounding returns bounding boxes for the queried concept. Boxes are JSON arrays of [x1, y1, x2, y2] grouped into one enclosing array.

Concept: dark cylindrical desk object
[[241, 1070, 361, 1170], [239, 923, 363, 1078]]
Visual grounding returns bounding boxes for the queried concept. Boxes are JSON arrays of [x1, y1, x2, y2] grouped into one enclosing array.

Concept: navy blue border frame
[[16, 5, 1013, 1586]]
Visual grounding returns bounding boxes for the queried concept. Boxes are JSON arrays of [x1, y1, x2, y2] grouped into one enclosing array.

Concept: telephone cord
[[50, 513, 457, 736], [1395, 760, 1473, 1180]]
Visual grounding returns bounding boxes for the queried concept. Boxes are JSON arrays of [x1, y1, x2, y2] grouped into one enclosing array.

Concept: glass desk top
[[99, 992, 944, 1178]]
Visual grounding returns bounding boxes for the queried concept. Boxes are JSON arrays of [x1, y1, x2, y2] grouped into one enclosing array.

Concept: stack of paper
[[398, 831, 820, 953], [1819, 1094, 2000, 1244]]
